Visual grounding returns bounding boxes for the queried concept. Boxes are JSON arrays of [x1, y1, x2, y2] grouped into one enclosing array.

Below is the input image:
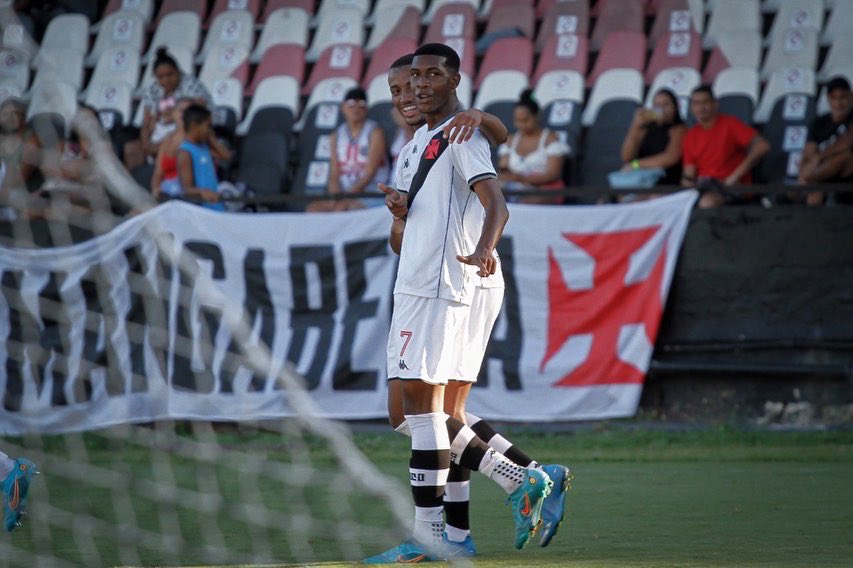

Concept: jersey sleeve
[[449, 130, 497, 189], [729, 116, 758, 148]]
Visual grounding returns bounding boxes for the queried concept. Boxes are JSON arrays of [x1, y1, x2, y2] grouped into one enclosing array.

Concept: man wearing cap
[[309, 87, 389, 211]]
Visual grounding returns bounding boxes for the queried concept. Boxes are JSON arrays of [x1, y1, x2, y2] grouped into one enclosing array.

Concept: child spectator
[[176, 104, 233, 211]]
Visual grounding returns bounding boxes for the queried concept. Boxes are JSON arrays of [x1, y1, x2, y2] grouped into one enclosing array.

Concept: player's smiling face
[[388, 66, 422, 127], [410, 54, 458, 115]]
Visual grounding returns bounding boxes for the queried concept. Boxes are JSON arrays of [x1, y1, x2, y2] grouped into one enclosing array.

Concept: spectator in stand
[[681, 86, 770, 208], [125, 48, 212, 184], [620, 89, 685, 186], [176, 104, 233, 211], [0, 98, 43, 216], [798, 76, 853, 205], [309, 88, 389, 212], [497, 89, 569, 204]]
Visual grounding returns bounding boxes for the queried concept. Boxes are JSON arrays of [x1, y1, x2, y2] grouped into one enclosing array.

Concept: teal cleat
[[441, 533, 477, 558], [363, 540, 438, 564], [538, 464, 573, 547], [506, 467, 552, 549], [3, 458, 39, 532]]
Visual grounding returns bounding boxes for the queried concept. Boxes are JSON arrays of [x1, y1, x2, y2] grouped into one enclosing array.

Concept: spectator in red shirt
[[681, 86, 770, 208]]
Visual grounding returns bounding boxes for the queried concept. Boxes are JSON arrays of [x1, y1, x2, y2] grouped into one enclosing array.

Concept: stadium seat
[[423, 0, 479, 23], [533, 34, 588, 85], [84, 81, 133, 125], [755, 67, 816, 123], [362, 37, 418, 88], [645, 30, 702, 84], [259, 0, 315, 23], [457, 72, 473, 109], [251, 8, 310, 63], [367, 0, 424, 24], [86, 47, 140, 98], [0, 83, 22, 104], [817, 35, 853, 81], [586, 30, 646, 87], [151, 0, 206, 29], [197, 10, 255, 63], [759, 90, 816, 184], [702, 29, 762, 84], [365, 5, 422, 54], [143, 11, 201, 64], [315, 0, 371, 25], [482, 3, 535, 39], [137, 45, 194, 96], [704, 0, 761, 49], [206, 0, 261, 27], [761, 27, 819, 80], [821, 0, 853, 45], [534, 70, 584, 155], [299, 76, 358, 130], [536, 0, 590, 53], [38, 14, 90, 56], [305, 6, 364, 62], [423, 3, 477, 43], [765, 0, 824, 46], [247, 44, 305, 95], [210, 77, 244, 135], [473, 70, 529, 126], [198, 44, 250, 93], [2, 20, 38, 62], [30, 48, 85, 93], [649, 0, 704, 46], [86, 10, 145, 67], [0, 49, 30, 93], [439, 37, 475, 78], [26, 80, 78, 132], [302, 44, 364, 96], [237, 106, 294, 200], [590, 0, 645, 51], [475, 37, 534, 89], [580, 69, 643, 187], [714, 66, 760, 125], [100, 0, 154, 27], [366, 75, 395, 147], [645, 68, 701, 120], [238, 75, 300, 136]]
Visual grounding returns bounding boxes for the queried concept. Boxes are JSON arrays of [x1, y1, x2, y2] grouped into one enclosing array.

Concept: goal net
[[0, 28, 421, 567]]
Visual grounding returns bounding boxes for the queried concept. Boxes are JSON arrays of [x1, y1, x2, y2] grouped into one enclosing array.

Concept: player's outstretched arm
[[442, 109, 509, 146], [378, 182, 408, 219], [458, 177, 509, 277]]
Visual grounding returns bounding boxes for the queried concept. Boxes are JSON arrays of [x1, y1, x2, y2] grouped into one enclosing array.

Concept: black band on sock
[[470, 418, 534, 467], [445, 415, 490, 471], [444, 500, 470, 531], [410, 449, 449, 470], [447, 463, 471, 483]]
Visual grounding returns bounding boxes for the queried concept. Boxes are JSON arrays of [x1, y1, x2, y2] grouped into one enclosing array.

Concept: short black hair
[[827, 76, 851, 94], [691, 85, 716, 100], [183, 103, 211, 129], [390, 53, 414, 70], [154, 47, 179, 72], [412, 43, 460, 73], [516, 88, 539, 115], [344, 87, 367, 101]]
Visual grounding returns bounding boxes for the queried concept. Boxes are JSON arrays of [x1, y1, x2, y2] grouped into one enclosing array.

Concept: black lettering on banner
[[287, 245, 336, 390], [172, 241, 224, 393], [332, 238, 386, 391], [79, 263, 126, 398], [219, 249, 274, 393], [2, 271, 39, 411], [124, 245, 169, 393], [35, 272, 73, 405], [478, 237, 522, 390]]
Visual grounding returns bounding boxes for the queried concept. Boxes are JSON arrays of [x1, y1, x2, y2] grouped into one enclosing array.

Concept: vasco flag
[[0, 193, 696, 434]]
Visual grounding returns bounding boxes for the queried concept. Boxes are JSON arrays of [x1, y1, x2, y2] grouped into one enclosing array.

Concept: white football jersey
[[394, 115, 498, 304]]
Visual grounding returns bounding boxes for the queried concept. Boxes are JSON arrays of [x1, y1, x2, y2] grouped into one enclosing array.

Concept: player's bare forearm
[[479, 111, 509, 145], [473, 178, 509, 253], [389, 217, 405, 255]]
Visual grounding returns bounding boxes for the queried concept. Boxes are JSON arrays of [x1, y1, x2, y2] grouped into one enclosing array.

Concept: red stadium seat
[[586, 30, 646, 87], [483, 3, 535, 39], [649, 0, 702, 47], [537, 0, 589, 52], [302, 44, 364, 95], [362, 37, 418, 88], [590, 0, 644, 51], [423, 3, 477, 43], [533, 33, 588, 85], [537, 0, 588, 20], [206, 0, 261, 28], [246, 44, 305, 95], [475, 36, 533, 89], [260, 0, 316, 23], [645, 30, 702, 84]]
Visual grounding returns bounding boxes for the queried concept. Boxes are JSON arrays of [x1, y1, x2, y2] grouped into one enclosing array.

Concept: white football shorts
[[453, 286, 504, 383]]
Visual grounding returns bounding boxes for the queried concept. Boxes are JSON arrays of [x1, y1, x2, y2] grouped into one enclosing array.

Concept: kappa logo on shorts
[[399, 359, 409, 370]]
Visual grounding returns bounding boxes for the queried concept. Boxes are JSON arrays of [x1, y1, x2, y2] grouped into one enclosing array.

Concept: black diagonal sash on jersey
[[406, 131, 450, 210]]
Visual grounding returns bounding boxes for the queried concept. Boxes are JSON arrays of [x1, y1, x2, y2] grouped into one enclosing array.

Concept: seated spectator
[[0, 98, 43, 215], [152, 98, 212, 200], [497, 89, 569, 204], [125, 48, 212, 184], [310, 88, 388, 212], [798, 76, 853, 205], [176, 104, 233, 211], [681, 86, 770, 208], [620, 89, 685, 186]]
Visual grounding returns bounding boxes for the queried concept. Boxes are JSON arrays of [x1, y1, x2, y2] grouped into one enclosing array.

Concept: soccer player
[[380, 53, 572, 556], [1, 450, 38, 532], [365, 44, 553, 564]]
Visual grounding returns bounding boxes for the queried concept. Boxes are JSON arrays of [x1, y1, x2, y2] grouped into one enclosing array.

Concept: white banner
[[0, 193, 697, 434]]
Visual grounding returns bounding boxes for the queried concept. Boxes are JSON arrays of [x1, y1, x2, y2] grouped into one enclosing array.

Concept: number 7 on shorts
[[399, 330, 412, 357]]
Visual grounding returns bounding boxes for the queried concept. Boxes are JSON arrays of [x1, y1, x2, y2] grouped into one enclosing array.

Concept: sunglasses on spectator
[[344, 99, 367, 108]]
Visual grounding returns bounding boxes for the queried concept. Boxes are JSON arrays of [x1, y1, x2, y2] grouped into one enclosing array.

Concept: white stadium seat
[[704, 0, 761, 49], [251, 8, 310, 63], [197, 10, 255, 63], [86, 10, 145, 67], [761, 27, 819, 79], [754, 67, 816, 123], [582, 68, 643, 127], [39, 14, 89, 55], [143, 11, 201, 64], [31, 48, 85, 93], [473, 70, 528, 110], [237, 75, 300, 135], [305, 6, 364, 62]]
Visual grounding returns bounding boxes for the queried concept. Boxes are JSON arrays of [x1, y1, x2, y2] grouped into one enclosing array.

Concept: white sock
[[406, 412, 450, 546], [413, 505, 444, 546], [478, 449, 527, 494], [0, 451, 14, 478]]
